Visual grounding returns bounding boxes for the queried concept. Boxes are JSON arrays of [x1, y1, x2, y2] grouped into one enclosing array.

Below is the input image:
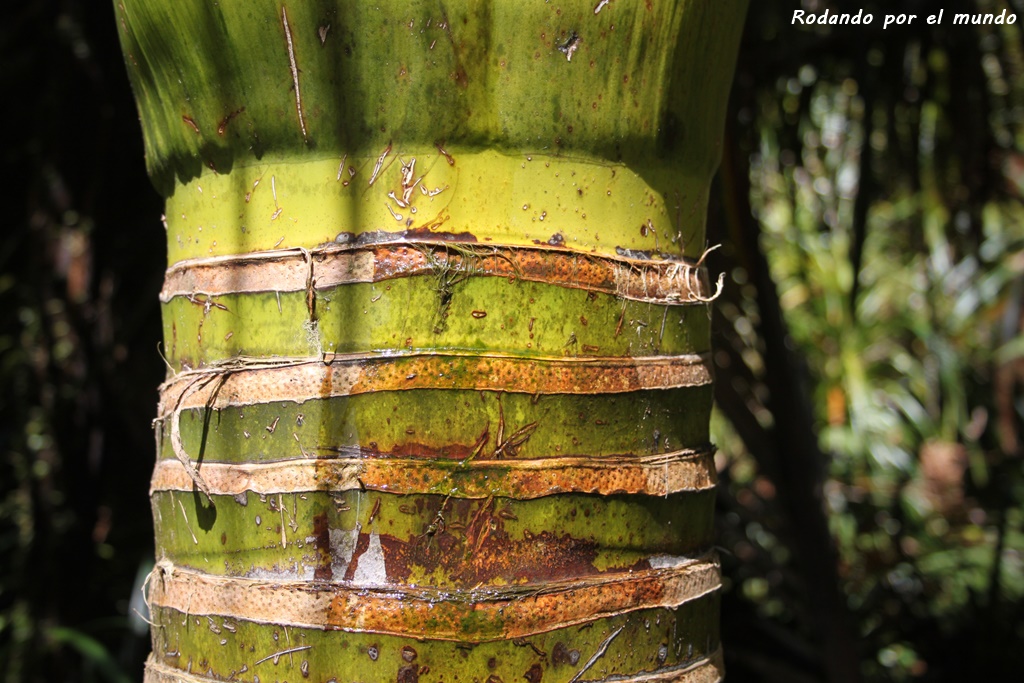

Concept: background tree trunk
[[115, 1, 746, 681]]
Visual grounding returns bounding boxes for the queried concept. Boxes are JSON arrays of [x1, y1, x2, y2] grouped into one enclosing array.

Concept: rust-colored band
[[149, 448, 717, 498], [148, 553, 720, 641], [156, 352, 713, 416], [143, 648, 724, 683], [160, 242, 718, 305]]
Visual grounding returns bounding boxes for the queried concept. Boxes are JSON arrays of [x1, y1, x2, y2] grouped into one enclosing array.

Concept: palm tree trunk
[[115, 1, 746, 681]]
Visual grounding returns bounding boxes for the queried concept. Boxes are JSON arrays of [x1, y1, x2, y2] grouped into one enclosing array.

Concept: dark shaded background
[[2, 2, 164, 682], [2, 1, 1022, 682]]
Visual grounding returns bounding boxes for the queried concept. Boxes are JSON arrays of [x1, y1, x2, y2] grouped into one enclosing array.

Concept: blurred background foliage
[[1, 0, 1022, 682], [710, 0, 1024, 681], [1, 1, 163, 681]]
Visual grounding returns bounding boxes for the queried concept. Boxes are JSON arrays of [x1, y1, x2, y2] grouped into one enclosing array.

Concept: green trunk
[[115, 1, 745, 681]]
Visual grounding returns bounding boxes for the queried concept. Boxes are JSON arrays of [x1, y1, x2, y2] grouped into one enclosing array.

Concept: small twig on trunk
[[569, 625, 625, 683], [254, 645, 312, 667]]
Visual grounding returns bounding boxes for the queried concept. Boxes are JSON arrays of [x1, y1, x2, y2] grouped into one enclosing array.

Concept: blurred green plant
[[712, 0, 1024, 680], [46, 627, 133, 683]]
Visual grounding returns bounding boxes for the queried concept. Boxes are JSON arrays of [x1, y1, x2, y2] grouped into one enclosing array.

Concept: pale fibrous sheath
[[115, 1, 746, 681]]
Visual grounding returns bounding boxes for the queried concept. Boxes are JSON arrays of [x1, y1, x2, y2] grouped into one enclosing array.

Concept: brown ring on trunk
[[147, 552, 720, 641], [156, 352, 714, 415], [149, 447, 717, 498], [160, 242, 716, 305]]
